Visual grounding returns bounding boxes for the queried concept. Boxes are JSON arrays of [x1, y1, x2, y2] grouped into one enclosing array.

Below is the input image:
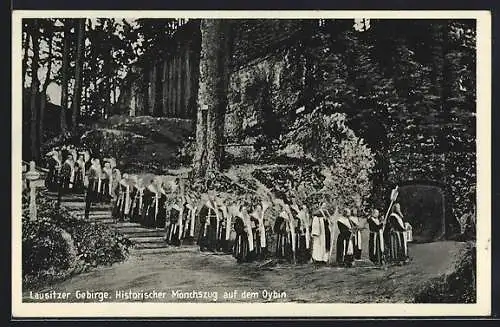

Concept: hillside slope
[[83, 115, 195, 174]]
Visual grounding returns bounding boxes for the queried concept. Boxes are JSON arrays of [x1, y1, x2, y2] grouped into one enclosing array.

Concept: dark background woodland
[[22, 18, 476, 237]]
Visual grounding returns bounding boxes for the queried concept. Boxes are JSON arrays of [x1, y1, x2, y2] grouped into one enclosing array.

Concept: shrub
[[22, 193, 132, 289], [251, 165, 324, 203], [413, 242, 476, 303], [81, 129, 147, 159], [22, 216, 75, 276], [40, 124, 90, 158], [282, 103, 376, 211], [176, 136, 196, 166], [22, 197, 77, 287], [54, 215, 133, 267]]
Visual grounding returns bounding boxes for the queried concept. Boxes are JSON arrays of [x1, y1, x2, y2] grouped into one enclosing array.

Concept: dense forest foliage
[[22, 18, 190, 161], [280, 19, 476, 209], [22, 19, 476, 196]]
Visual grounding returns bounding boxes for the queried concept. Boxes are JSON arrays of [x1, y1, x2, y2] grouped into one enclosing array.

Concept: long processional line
[[43, 144, 413, 267]]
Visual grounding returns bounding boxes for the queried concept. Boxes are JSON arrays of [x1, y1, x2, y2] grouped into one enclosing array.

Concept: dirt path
[[23, 241, 466, 303]]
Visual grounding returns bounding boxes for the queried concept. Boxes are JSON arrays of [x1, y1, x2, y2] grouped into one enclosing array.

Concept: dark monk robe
[[257, 203, 271, 258], [219, 203, 232, 253], [249, 216, 262, 260], [198, 198, 219, 252], [92, 159, 104, 203], [336, 214, 355, 267], [289, 204, 309, 264], [368, 209, 385, 265], [110, 169, 121, 216], [129, 179, 145, 224], [169, 193, 197, 245], [178, 197, 195, 245], [142, 183, 160, 228], [294, 217, 310, 264], [112, 175, 123, 221], [60, 146, 70, 163], [249, 203, 269, 260], [274, 211, 292, 261], [167, 197, 183, 246], [349, 213, 363, 260], [86, 160, 101, 202], [122, 177, 136, 221], [60, 156, 75, 194], [387, 203, 409, 264], [232, 206, 254, 263], [233, 215, 249, 263], [100, 163, 113, 203], [73, 155, 86, 194], [45, 152, 61, 192], [113, 175, 130, 221], [182, 196, 197, 246], [156, 186, 167, 229], [143, 182, 167, 229], [84, 160, 101, 220], [215, 202, 228, 253], [297, 205, 312, 263]]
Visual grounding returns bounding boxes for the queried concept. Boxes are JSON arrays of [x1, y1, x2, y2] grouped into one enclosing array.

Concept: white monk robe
[[241, 208, 255, 253], [388, 212, 409, 261], [187, 202, 197, 238], [349, 215, 363, 259], [284, 207, 297, 259], [311, 213, 331, 263], [259, 208, 267, 249], [336, 216, 355, 265], [404, 222, 413, 242], [298, 207, 311, 250]]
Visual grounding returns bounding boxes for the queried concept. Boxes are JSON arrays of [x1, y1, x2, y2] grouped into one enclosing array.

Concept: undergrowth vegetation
[[22, 191, 132, 290], [413, 242, 476, 303]]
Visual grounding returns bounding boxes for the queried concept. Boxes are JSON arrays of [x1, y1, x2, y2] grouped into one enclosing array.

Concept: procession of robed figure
[[44, 145, 413, 267]]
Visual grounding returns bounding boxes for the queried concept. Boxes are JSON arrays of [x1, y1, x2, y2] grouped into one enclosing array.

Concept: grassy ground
[[90, 115, 195, 173], [22, 241, 468, 303]]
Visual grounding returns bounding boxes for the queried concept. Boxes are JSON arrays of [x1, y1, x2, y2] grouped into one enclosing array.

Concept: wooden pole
[[30, 184, 37, 220], [382, 186, 399, 231], [25, 161, 41, 220], [168, 58, 174, 117], [185, 43, 192, 117], [439, 191, 446, 240]]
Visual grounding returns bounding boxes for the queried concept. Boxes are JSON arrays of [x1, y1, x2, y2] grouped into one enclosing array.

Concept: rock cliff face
[[118, 19, 476, 235], [227, 20, 475, 236]]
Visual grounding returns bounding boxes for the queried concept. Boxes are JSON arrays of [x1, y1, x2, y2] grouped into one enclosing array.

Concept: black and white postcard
[[11, 10, 492, 318]]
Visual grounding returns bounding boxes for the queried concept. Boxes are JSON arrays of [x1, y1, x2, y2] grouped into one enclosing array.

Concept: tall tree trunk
[[431, 21, 446, 108], [81, 83, 86, 114], [60, 19, 71, 135], [71, 18, 85, 135], [168, 59, 174, 116], [185, 44, 193, 117], [430, 21, 450, 156], [192, 19, 232, 178], [22, 23, 31, 89], [162, 60, 168, 115], [177, 51, 183, 117], [172, 58, 177, 116], [104, 44, 113, 118], [29, 19, 40, 162], [39, 27, 54, 148], [112, 77, 117, 105], [149, 65, 156, 116], [93, 70, 99, 117]]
